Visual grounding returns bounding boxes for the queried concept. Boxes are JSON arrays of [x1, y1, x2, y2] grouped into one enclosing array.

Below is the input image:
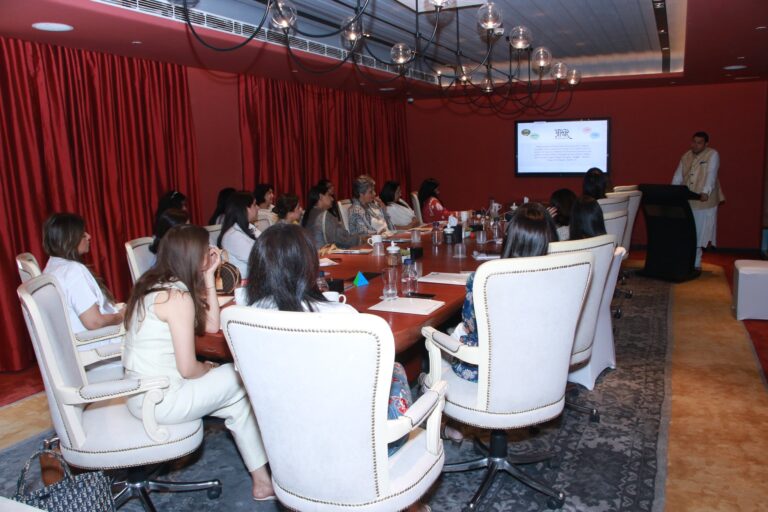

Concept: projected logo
[[521, 129, 531, 136], [554, 129, 572, 139], [590, 132, 601, 139]]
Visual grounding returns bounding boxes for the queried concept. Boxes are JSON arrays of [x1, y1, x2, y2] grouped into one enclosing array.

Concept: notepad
[[332, 248, 373, 254], [472, 252, 501, 261], [368, 297, 445, 315], [417, 272, 472, 286]]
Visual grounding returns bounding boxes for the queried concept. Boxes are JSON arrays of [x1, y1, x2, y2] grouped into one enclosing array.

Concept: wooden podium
[[638, 184, 701, 282]]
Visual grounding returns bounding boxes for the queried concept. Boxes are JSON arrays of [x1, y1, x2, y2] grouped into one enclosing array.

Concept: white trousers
[[129, 364, 267, 472]]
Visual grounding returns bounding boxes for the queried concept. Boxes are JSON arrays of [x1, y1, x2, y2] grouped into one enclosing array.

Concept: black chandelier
[[182, 0, 582, 117]]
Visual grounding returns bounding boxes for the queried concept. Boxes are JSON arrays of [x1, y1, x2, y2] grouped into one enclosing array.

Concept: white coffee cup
[[322, 291, 347, 303], [367, 234, 383, 246]]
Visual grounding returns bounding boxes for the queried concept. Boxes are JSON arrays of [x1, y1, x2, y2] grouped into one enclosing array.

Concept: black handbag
[[13, 449, 115, 512]]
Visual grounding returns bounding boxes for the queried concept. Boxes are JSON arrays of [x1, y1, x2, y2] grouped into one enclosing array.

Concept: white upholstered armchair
[[125, 236, 154, 283], [421, 252, 593, 510], [17, 275, 221, 510], [548, 234, 616, 421], [16, 252, 41, 283], [221, 306, 447, 511], [568, 247, 627, 390]]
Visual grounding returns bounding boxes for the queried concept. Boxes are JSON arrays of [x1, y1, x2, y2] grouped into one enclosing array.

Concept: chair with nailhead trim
[[18, 274, 222, 511], [222, 307, 447, 511], [421, 252, 593, 510]]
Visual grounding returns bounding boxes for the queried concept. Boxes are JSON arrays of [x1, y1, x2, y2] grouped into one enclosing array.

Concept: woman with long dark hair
[[453, 203, 558, 382], [150, 208, 190, 255], [302, 185, 361, 248], [208, 187, 236, 225], [218, 191, 259, 275], [154, 190, 187, 234], [569, 196, 607, 240], [417, 178, 450, 223], [548, 188, 577, 241], [582, 168, 610, 200], [42, 213, 123, 332], [316, 178, 341, 219], [241, 224, 415, 457], [123, 225, 274, 500]]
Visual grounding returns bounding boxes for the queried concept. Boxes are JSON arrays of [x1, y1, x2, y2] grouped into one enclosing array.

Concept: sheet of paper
[[417, 272, 472, 286], [319, 258, 339, 267], [368, 297, 445, 315]]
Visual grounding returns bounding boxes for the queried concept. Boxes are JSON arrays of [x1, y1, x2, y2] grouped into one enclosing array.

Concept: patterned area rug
[[429, 273, 671, 511], [0, 274, 670, 511]]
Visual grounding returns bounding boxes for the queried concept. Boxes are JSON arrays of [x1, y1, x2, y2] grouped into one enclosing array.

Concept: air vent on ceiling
[[91, 0, 437, 84]]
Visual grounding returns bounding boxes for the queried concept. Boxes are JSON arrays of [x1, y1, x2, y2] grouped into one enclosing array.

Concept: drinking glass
[[381, 267, 398, 300]]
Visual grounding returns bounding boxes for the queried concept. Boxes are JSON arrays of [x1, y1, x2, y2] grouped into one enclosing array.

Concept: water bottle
[[386, 241, 401, 267], [401, 259, 417, 296], [491, 219, 501, 240], [316, 272, 330, 293], [431, 221, 442, 245]]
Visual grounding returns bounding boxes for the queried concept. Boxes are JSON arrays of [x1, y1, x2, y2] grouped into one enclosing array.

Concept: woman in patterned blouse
[[347, 175, 394, 235]]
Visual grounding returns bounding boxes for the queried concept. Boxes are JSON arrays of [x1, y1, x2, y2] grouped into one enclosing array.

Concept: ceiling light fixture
[[723, 65, 747, 70], [179, 0, 580, 117], [32, 22, 74, 32]]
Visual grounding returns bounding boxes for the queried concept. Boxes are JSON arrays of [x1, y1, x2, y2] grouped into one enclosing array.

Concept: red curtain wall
[[238, 76, 411, 201], [0, 37, 199, 371]]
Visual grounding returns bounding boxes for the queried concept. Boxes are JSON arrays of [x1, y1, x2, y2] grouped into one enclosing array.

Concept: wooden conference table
[[196, 231, 499, 375]]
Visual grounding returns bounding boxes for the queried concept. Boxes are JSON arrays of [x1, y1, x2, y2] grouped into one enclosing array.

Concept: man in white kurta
[[671, 132, 724, 268]]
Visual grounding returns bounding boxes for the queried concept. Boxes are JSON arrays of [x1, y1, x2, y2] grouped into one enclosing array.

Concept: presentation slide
[[516, 119, 609, 176]]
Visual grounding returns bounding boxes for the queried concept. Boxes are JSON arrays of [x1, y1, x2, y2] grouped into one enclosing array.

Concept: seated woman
[[149, 208, 189, 256], [569, 195, 607, 240], [241, 223, 412, 456], [380, 180, 419, 229], [548, 188, 577, 241], [273, 194, 303, 225], [316, 178, 341, 219], [582, 167, 610, 200], [122, 225, 274, 501], [218, 191, 260, 275], [452, 203, 558, 382], [208, 187, 235, 226], [253, 183, 277, 232], [302, 185, 361, 249], [348, 175, 394, 235], [42, 213, 124, 333], [418, 178, 450, 223], [154, 190, 187, 234]]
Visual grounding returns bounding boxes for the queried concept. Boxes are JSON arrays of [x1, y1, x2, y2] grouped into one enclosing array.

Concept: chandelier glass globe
[[270, 0, 297, 30], [477, 2, 503, 30]]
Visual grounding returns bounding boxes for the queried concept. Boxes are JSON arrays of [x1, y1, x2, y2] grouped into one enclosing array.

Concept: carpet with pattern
[[0, 274, 670, 511]]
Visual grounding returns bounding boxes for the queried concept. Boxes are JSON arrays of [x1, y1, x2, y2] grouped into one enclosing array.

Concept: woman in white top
[[253, 183, 277, 232], [218, 191, 261, 275], [241, 224, 420, 459], [123, 224, 274, 500], [380, 180, 419, 229], [42, 213, 123, 333]]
